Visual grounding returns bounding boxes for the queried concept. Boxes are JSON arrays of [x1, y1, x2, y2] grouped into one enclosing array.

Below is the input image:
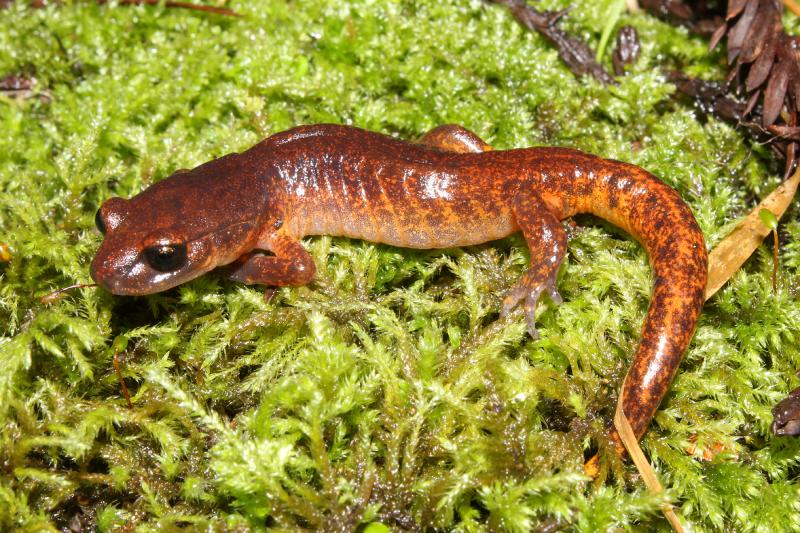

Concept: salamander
[[91, 123, 708, 448]]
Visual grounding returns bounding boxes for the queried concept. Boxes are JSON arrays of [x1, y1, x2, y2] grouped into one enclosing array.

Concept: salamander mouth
[[90, 244, 218, 296], [91, 269, 199, 295], [91, 262, 196, 295], [90, 264, 165, 295]]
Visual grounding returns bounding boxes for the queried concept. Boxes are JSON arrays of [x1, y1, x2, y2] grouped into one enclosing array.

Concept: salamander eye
[[144, 243, 187, 272], [95, 208, 106, 234]]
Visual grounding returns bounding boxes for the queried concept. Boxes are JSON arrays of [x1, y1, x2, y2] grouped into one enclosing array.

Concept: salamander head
[[91, 160, 264, 295]]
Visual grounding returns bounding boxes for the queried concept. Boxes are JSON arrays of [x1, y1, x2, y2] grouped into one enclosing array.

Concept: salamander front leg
[[501, 193, 567, 339], [228, 231, 316, 293]]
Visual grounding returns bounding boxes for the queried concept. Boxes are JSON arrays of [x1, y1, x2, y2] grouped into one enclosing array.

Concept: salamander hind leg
[[227, 230, 316, 294], [417, 124, 493, 153], [501, 192, 567, 339]]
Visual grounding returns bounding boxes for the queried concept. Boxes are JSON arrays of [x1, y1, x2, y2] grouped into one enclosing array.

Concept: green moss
[[1, 0, 799, 530]]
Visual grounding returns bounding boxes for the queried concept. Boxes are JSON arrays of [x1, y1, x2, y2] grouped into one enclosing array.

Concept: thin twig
[[772, 228, 779, 292], [40, 283, 98, 304]]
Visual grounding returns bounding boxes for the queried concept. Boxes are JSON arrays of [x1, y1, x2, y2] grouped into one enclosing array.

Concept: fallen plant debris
[[709, 0, 800, 175], [613, 386, 686, 533], [489, 0, 615, 84], [666, 71, 800, 171], [490, 0, 800, 297], [644, 0, 800, 175], [663, 71, 800, 163], [637, 0, 724, 36], [667, 72, 749, 123], [612, 25, 641, 76], [493, 0, 800, 175]]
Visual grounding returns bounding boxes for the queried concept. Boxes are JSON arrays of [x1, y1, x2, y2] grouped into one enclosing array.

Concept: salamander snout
[[90, 196, 215, 295], [90, 236, 202, 296]]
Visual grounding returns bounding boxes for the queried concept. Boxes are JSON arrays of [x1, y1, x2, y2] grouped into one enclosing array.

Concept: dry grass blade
[[784, 0, 800, 17], [614, 384, 686, 532], [705, 168, 800, 300]]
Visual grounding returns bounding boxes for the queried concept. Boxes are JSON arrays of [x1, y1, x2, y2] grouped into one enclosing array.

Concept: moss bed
[[1, 0, 800, 530]]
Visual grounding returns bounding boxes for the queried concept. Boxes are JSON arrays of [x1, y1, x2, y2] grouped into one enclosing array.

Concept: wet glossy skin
[[92, 124, 708, 446]]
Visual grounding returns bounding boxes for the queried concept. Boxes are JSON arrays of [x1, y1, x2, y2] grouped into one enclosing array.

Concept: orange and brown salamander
[[91, 123, 708, 447]]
